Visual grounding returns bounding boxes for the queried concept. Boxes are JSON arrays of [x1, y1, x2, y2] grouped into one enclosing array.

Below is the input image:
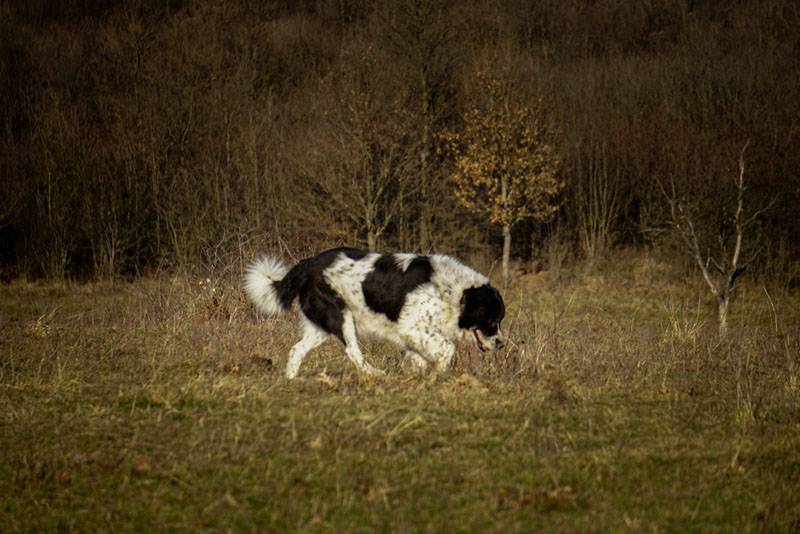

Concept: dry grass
[[1, 255, 799, 531]]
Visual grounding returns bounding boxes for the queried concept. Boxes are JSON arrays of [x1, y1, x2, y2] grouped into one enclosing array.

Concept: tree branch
[[658, 175, 720, 298], [730, 141, 749, 272]]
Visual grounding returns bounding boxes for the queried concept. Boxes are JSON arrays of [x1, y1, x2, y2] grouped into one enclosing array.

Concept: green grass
[[2, 258, 799, 531]]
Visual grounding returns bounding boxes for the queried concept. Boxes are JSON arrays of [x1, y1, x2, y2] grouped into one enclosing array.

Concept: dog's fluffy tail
[[244, 255, 292, 316]]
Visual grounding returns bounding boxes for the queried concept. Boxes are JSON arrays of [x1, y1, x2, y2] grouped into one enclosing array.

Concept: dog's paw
[[363, 363, 386, 376]]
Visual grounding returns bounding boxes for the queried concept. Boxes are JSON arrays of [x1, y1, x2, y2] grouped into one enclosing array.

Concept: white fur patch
[[393, 253, 418, 271], [428, 254, 489, 305], [244, 255, 289, 316]]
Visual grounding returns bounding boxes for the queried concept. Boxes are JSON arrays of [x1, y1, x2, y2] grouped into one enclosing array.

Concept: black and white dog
[[244, 248, 506, 378]]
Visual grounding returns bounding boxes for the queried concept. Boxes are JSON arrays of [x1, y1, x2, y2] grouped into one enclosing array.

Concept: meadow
[[1, 252, 799, 532]]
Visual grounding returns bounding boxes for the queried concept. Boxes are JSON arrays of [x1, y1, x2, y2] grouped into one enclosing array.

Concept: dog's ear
[[458, 286, 484, 329], [458, 284, 505, 330]]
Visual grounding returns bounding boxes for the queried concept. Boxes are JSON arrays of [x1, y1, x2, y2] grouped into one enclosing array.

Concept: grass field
[[2, 253, 799, 532]]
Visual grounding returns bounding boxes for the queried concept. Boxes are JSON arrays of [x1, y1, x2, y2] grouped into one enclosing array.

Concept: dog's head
[[458, 284, 506, 352]]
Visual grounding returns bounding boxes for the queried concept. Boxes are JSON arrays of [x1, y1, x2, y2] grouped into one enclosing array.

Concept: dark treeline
[[1, 0, 799, 283]]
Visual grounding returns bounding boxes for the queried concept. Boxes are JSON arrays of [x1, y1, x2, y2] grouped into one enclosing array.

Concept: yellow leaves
[[443, 76, 563, 228]]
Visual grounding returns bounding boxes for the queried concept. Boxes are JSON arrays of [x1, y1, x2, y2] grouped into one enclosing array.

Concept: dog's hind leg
[[341, 311, 385, 376], [285, 317, 329, 379]]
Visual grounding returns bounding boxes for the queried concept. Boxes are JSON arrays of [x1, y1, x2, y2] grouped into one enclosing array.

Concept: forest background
[[1, 0, 799, 286]]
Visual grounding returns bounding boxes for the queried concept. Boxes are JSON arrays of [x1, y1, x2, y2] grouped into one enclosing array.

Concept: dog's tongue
[[473, 329, 488, 352]]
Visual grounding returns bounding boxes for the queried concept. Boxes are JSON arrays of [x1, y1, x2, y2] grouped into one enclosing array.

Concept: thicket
[[1, 0, 799, 284]]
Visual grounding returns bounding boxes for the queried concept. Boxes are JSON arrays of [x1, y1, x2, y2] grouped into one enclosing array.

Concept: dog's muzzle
[[473, 329, 506, 352]]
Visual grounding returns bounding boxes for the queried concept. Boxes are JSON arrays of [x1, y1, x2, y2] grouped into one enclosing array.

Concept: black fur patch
[[342, 248, 368, 261], [276, 247, 366, 342], [458, 284, 505, 335], [362, 254, 433, 321]]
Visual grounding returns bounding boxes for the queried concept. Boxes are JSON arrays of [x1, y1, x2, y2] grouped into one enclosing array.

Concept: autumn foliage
[[443, 74, 563, 282]]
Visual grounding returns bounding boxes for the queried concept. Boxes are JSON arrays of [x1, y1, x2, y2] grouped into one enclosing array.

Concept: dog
[[244, 247, 506, 378]]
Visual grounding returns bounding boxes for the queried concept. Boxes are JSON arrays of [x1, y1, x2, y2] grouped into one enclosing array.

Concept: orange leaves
[[443, 75, 563, 228]]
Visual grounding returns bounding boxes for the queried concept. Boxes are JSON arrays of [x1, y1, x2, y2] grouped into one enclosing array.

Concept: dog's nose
[[495, 337, 506, 349]]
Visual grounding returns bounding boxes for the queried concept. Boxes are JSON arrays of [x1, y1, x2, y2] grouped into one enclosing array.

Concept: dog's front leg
[[433, 341, 456, 372], [415, 335, 455, 373], [404, 350, 429, 373]]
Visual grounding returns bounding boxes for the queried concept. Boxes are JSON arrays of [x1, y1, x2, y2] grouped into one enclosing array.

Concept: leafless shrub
[[575, 141, 620, 269], [660, 144, 775, 336]]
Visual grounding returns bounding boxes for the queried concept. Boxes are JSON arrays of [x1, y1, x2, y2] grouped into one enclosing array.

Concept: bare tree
[[661, 143, 773, 336], [377, 0, 461, 251], [296, 50, 418, 252]]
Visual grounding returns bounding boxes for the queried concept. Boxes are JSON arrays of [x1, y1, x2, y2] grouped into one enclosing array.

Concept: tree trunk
[[367, 230, 377, 252], [502, 223, 511, 287], [718, 293, 730, 338]]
